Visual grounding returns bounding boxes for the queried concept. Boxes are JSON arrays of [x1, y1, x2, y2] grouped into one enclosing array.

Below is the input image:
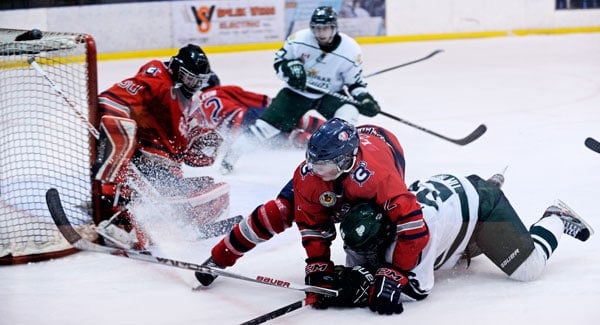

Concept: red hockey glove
[[368, 265, 408, 315], [304, 260, 336, 309]]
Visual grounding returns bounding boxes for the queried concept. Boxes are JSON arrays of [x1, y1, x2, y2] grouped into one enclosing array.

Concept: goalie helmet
[[340, 201, 392, 253], [168, 44, 211, 98], [310, 6, 338, 46], [306, 118, 359, 181]]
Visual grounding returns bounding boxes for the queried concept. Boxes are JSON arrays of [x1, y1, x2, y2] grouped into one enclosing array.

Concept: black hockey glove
[[354, 92, 381, 117], [305, 260, 337, 309], [333, 265, 375, 307], [281, 59, 307, 90], [368, 265, 407, 315]]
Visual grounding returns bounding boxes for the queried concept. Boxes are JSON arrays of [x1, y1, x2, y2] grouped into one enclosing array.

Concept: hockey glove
[[281, 59, 307, 90], [354, 92, 381, 117], [333, 265, 375, 307], [185, 129, 223, 167], [368, 265, 408, 315], [305, 260, 337, 309]]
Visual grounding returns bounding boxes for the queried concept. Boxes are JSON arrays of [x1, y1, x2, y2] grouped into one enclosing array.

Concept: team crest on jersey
[[319, 191, 337, 207], [351, 161, 372, 186]]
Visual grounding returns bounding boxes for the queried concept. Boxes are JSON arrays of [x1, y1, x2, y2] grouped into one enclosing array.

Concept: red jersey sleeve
[[293, 162, 336, 263]]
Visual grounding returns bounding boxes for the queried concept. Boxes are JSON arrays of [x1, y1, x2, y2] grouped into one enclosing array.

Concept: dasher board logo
[[173, 1, 285, 46]]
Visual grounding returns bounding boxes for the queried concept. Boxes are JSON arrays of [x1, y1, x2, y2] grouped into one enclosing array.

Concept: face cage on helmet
[[170, 57, 210, 93], [307, 154, 355, 181], [178, 65, 210, 92], [310, 24, 337, 45]]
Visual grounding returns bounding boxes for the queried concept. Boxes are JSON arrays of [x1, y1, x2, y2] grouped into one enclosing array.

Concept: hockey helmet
[[340, 201, 392, 252], [310, 6, 338, 45], [306, 118, 358, 181], [169, 44, 211, 98]]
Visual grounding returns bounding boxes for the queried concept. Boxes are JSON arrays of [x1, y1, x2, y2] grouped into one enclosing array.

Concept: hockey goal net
[[0, 28, 99, 264]]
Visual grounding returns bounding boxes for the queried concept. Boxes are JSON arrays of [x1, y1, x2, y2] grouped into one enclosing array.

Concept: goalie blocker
[[92, 116, 230, 249]]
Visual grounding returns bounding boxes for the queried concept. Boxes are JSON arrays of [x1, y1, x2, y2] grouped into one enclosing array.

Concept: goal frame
[[0, 28, 99, 264]]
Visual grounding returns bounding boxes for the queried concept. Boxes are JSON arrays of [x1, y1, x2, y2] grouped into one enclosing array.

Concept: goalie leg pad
[[93, 116, 137, 183]]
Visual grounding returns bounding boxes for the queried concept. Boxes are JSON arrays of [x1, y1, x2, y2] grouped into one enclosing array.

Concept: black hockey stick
[[306, 84, 487, 145], [585, 137, 600, 154], [45, 188, 337, 297], [379, 111, 487, 146], [240, 298, 311, 325], [363, 49, 444, 79]]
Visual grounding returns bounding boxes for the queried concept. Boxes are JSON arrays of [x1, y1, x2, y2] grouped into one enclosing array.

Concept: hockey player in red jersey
[[196, 118, 429, 315], [93, 44, 227, 249], [293, 118, 428, 313], [195, 84, 326, 150]]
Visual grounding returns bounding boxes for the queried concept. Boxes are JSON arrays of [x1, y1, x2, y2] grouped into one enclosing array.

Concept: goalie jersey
[[98, 59, 196, 162]]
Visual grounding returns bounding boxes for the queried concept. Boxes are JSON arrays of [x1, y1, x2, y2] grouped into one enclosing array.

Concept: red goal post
[[0, 28, 100, 264]]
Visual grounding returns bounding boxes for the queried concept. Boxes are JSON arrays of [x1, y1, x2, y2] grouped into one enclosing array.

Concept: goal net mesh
[[0, 29, 98, 264]]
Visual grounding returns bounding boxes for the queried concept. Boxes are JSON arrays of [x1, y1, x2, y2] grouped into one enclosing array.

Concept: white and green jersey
[[275, 28, 366, 99]]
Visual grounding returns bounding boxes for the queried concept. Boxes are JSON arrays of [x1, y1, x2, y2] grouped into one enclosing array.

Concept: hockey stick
[[305, 84, 487, 145], [46, 188, 337, 297], [28, 56, 100, 139], [585, 137, 600, 154], [240, 298, 311, 325], [363, 49, 443, 79]]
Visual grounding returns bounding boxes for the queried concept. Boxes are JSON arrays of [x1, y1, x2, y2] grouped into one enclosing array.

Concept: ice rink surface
[[1, 33, 600, 324]]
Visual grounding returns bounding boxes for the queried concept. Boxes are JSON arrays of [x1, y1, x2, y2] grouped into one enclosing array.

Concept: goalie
[[93, 44, 228, 249]]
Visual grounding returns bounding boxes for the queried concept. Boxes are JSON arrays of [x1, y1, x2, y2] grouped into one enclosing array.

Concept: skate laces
[[543, 202, 592, 242]]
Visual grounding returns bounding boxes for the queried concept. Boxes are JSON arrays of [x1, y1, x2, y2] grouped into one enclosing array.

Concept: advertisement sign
[[172, 0, 285, 46]]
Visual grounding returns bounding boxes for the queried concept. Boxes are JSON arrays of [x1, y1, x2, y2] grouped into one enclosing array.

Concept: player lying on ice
[[196, 118, 594, 314]]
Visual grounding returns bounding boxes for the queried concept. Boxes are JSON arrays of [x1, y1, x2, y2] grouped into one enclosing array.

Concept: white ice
[[1, 33, 600, 324]]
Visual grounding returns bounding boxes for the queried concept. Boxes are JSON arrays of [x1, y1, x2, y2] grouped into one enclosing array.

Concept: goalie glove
[[184, 128, 223, 167], [368, 265, 408, 315], [280, 59, 307, 90], [353, 92, 381, 117]]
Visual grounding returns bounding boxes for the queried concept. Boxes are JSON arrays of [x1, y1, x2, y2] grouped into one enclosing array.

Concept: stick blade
[[585, 137, 600, 153], [45, 188, 82, 244], [451, 124, 487, 145]]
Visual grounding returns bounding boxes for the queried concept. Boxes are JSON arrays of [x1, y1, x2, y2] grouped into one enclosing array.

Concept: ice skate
[[543, 200, 594, 242]]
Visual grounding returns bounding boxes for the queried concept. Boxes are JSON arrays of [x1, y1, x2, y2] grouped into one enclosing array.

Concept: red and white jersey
[[98, 59, 194, 162], [293, 125, 429, 272], [191, 85, 270, 135]]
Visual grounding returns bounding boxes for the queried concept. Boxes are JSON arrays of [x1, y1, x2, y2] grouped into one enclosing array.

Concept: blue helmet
[[306, 118, 359, 180]]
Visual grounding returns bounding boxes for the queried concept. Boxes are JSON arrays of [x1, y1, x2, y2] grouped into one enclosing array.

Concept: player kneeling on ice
[[93, 44, 228, 249], [316, 173, 593, 314]]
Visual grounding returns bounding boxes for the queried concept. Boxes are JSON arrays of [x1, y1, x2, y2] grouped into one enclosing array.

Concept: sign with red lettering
[[172, 0, 284, 46]]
